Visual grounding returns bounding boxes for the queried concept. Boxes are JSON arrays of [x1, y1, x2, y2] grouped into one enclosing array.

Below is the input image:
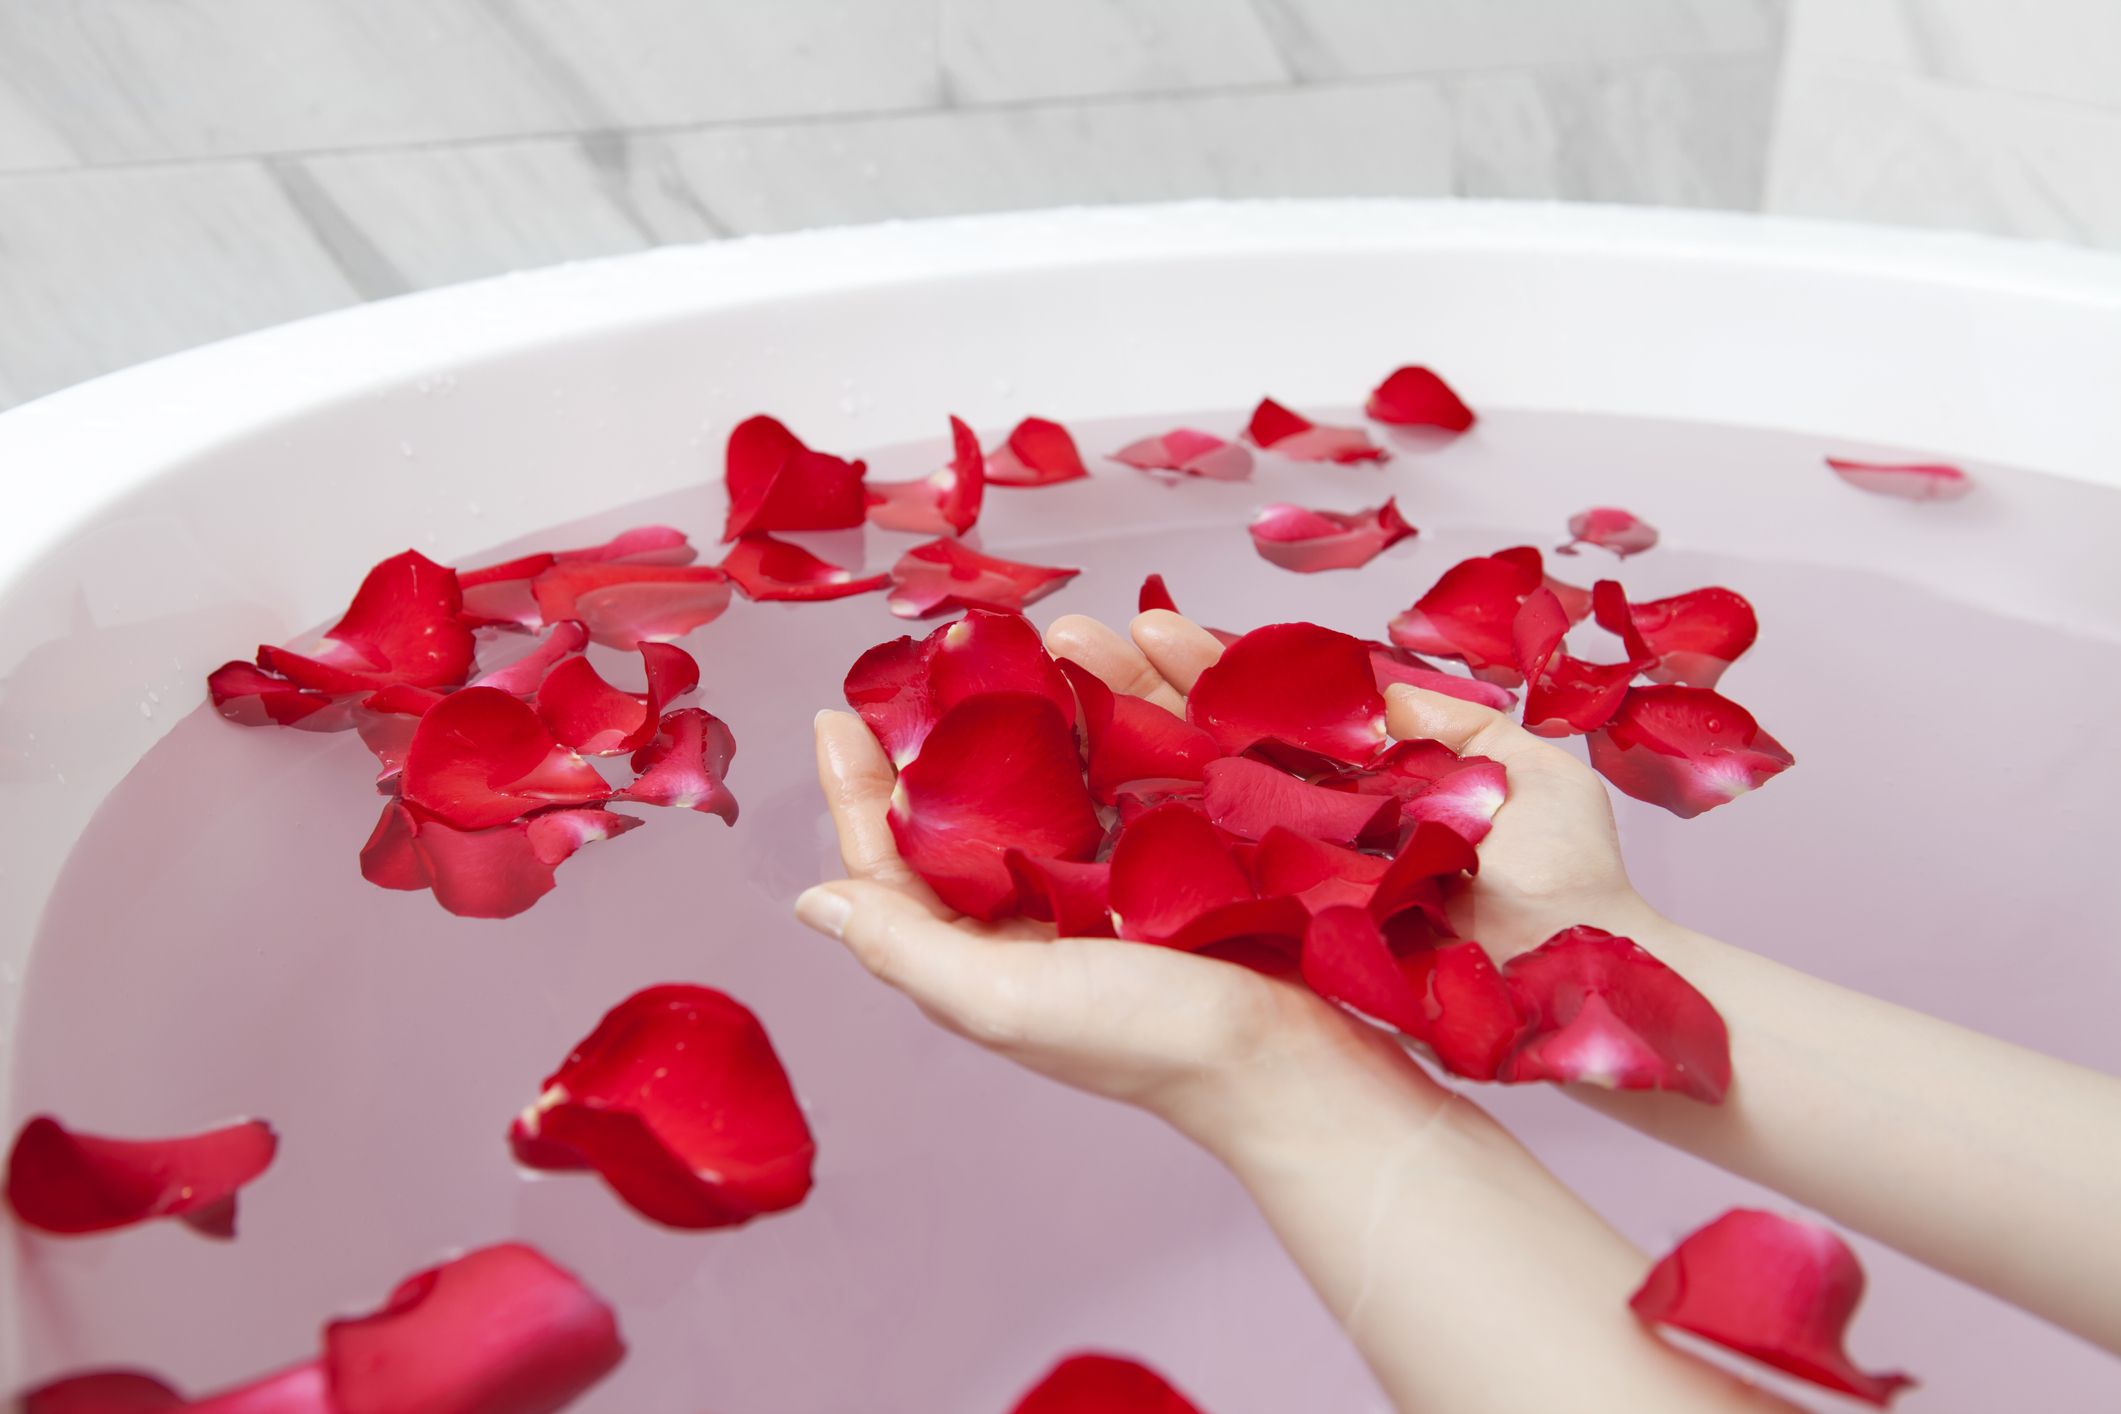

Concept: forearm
[[1168, 1027, 1796, 1414], [1586, 915, 2121, 1353]]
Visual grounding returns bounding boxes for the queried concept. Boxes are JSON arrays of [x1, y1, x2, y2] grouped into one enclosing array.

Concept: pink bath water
[[12, 408, 2121, 1413]]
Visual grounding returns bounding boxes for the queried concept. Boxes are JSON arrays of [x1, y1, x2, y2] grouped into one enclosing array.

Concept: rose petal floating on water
[[885, 538, 1081, 619], [888, 693, 1102, 920], [1111, 428, 1253, 481], [1009, 1354, 1205, 1414], [1365, 366, 1476, 432], [1138, 574, 1179, 614], [324, 1242, 624, 1414], [1598, 585, 1758, 691], [536, 643, 699, 756], [1248, 498, 1415, 573], [458, 555, 556, 630], [1244, 398, 1386, 463], [1325, 739, 1508, 846], [985, 417, 1090, 487], [722, 416, 868, 538], [1827, 457, 1970, 502], [16, 1370, 187, 1414], [400, 688, 609, 830], [1365, 645, 1517, 712], [1107, 802, 1254, 945], [5, 1116, 276, 1238], [1587, 685, 1793, 819], [718, 534, 890, 602], [866, 416, 987, 535], [1558, 507, 1659, 558], [364, 802, 645, 918], [1501, 925, 1730, 1102], [1058, 660, 1220, 804], [352, 684, 445, 788], [1202, 757, 1398, 849], [468, 621, 591, 697], [510, 986, 815, 1230], [1631, 1209, 1914, 1405], [258, 551, 475, 695], [529, 564, 732, 649], [1005, 852, 1116, 937], [552, 525, 697, 566], [615, 709, 739, 822], [208, 661, 350, 731], [1187, 623, 1388, 763]]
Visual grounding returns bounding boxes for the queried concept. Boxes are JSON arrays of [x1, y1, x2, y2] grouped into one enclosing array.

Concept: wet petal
[[1398, 940, 1523, 1080], [5, 1115, 276, 1238], [1558, 507, 1659, 558], [1203, 757, 1398, 848], [260, 551, 475, 693], [1058, 660, 1220, 804], [208, 662, 351, 731], [403, 805, 643, 919], [888, 693, 1102, 920], [1387, 554, 1543, 684], [718, 533, 889, 602], [985, 417, 1090, 486], [1111, 429, 1253, 481], [360, 801, 431, 892], [1008, 1354, 1205, 1414], [843, 636, 935, 769], [1365, 646, 1517, 712], [536, 644, 699, 756], [469, 622, 591, 696], [1501, 925, 1731, 1102], [1631, 1209, 1914, 1405], [1365, 366, 1476, 432], [324, 1242, 624, 1414], [401, 687, 609, 830], [1827, 457, 1970, 502], [929, 611, 1076, 730], [510, 985, 815, 1229], [1587, 686, 1794, 818], [529, 564, 732, 650], [615, 709, 739, 822], [723, 416, 868, 538], [885, 539, 1080, 619], [457, 554, 554, 630], [353, 684, 446, 787], [1107, 802, 1254, 944], [1248, 498, 1415, 573], [1005, 852, 1115, 937], [1601, 586, 1758, 690], [1187, 623, 1389, 763]]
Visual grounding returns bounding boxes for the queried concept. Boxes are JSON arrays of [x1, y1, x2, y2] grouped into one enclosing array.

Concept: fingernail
[[795, 886, 852, 940]]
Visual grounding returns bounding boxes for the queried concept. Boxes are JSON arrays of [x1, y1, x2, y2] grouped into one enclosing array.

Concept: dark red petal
[[529, 564, 731, 650], [401, 687, 608, 829], [889, 693, 1102, 920], [928, 610, 1075, 729], [1621, 587, 1759, 690], [1330, 740, 1508, 846], [1511, 586, 1570, 685], [1587, 686, 1794, 818], [1366, 646, 1517, 711], [208, 661, 351, 731], [1163, 896, 1311, 955], [1367, 820, 1479, 930], [1187, 622, 1388, 763], [261, 551, 474, 693], [407, 806, 642, 919], [510, 985, 814, 1229], [1058, 660, 1219, 804], [1248, 498, 1415, 573], [469, 621, 591, 696], [1005, 852, 1115, 937], [1107, 802, 1254, 943], [718, 533, 889, 601], [1365, 365, 1476, 431], [885, 538, 1080, 619], [1250, 826, 1390, 912], [552, 525, 697, 566], [1827, 457, 1970, 502], [843, 636, 935, 768], [324, 1242, 624, 1414], [1559, 507, 1658, 557], [723, 421, 868, 539], [1138, 574, 1179, 614], [1111, 430, 1252, 480], [986, 417, 1090, 487], [1202, 757, 1397, 848], [5, 1116, 275, 1237], [360, 801, 432, 891], [1009, 1354, 1204, 1414], [616, 709, 738, 821], [1399, 941, 1523, 1080], [1302, 905, 1430, 1033], [1501, 925, 1731, 1102], [1387, 555, 1542, 682], [16, 1370, 185, 1414], [1114, 778, 1206, 827], [536, 644, 698, 757], [1631, 1209, 1914, 1405]]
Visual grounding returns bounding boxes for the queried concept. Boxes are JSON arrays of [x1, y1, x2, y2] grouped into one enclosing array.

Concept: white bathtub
[[3, 201, 2118, 1412]]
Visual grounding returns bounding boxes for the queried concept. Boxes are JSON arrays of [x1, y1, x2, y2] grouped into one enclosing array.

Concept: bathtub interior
[[3, 208, 2120, 1414]]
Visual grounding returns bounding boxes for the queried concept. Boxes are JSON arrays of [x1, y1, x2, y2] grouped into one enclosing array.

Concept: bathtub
[[2, 200, 2118, 1413]]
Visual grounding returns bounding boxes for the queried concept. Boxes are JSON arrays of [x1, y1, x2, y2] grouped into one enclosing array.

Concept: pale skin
[[796, 609, 2121, 1412]]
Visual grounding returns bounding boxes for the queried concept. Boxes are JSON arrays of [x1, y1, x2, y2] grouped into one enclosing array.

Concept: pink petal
[[1138, 574, 1179, 614], [1603, 586, 1758, 690], [1107, 802, 1254, 944], [401, 804, 644, 919], [1005, 852, 1115, 937], [1058, 659, 1220, 804], [1827, 457, 1971, 502], [323, 1242, 624, 1414], [888, 693, 1102, 920], [1365, 645, 1517, 711], [1365, 366, 1476, 431], [985, 417, 1090, 487], [510, 985, 815, 1229], [259, 551, 475, 694], [208, 662, 351, 731], [552, 525, 697, 566], [401, 687, 609, 830], [529, 564, 732, 649], [1008, 1354, 1205, 1414], [1387, 554, 1543, 684], [722, 416, 867, 539], [1501, 925, 1731, 1102], [1559, 507, 1659, 558], [885, 538, 1080, 619], [1587, 686, 1794, 818], [718, 533, 889, 602], [615, 708, 739, 821], [1631, 1210, 1915, 1405], [1203, 757, 1398, 848], [469, 621, 591, 696], [1248, 498, 1415, 573], [535, 643, 699, 756], [1250, 826, 1390, 912], [1111, 429, 1252, 480], [842, 636, 935, 768], [1187, 623, 1389, 764], [16, 1371, 185, 1414], [5, 1116, 276, 1238]]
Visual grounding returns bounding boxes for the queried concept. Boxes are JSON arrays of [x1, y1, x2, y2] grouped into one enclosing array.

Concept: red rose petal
[[1251, 826, 1390, 912], [535, 643, 698, 756], [1501, 925, 1731, 1102], [1111, 429, 1253, 480], [1365, 365, 1476, 432], [865, 416, 987, 535], [360, 801, 431, 892], [1301, 905, 1429, 1034], [460, 554, 557, 590], [1245, 398, 1386, 463], [885, 538, 1081, 619], [1558, 507, 1659, 558], [1403, 941, 1524, 1080], [398, 804, 643, 919], [1005, 852, 1115, 937], [1387, 554, 1541, 684], [458, 554, 554, 629], [352, 684, 445, 787], [1589, 580, 1656, 663], [208, 662, 351, 731], [1366, 820, 1478, 931], [324, 1242, 624, 1414], [1522, 655, 1639, 738], [1137, 574, 1179, 614], [259, 551, 475, 694], [552, 525, 697, 566], [1202, 757, 1398, 848], [6, 1115, 276, 1237], [1187, 622, 1389, 763], [1058, 660, 1220, 804], [16, 1371, 186, 1414], [985, 417, 1090, 487], [510, 985, 815, 1229], [1510, 585, 1571, 686], [1329, 740, 1508, 846], [1245, 397, 1312, 447], [1008, 1354, 1204, 1414], [1114, 778, 1205, 827], [1827, 456, 1971, 502], [1587, 686, 1794, 819], [529, 564, 732, 649], [722, 416, 868, 538], [1248, 498, 1415, 573], [469, 621, 592, 696], [929, 610, 1076, 729], [183, 1364, 330, 1414], [401, 687, 609, 830], [1107, 802, 1254, 944], [1602, 586, 1759, 690], [1365, 645, 1517, 711], [843, 636, 935, 768], [718, 533, 890, 602], [615, 708, 739, 822], [1631, 1209, 1915, 1405], [1163, 896, 1311, 955], [888, 693, 1102, 920]]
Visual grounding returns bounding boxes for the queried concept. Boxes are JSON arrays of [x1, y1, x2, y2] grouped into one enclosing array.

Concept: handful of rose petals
[[845, 613, 1731, 1099]]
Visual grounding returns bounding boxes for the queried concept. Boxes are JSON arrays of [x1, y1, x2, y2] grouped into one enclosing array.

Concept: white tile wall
[[938, 0, 1290, 103]]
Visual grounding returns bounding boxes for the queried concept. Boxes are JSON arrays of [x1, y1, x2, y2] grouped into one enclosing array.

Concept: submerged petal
[[1111, 429, 1253, 480], [553, 525, 697, 566], [208, 662, 350, 731], [1187, 623, 1388, 763], [1365, 366, 1476, 431], [1558, 507, 1659, 558], [718, 534, 889, 602], [1587, 686, 1793, 818], [529, 564, 731, 650], [5, 1116, 277, 1238], [404, 805, 643, 919], [1248, 499, 1415, 573], [1246, 399, 1386, 463], [1827, 457, 1971, 502], [885, 539, 1080, 619], [469, 622, 591, 697], [1501, 925, 1730, 1102]]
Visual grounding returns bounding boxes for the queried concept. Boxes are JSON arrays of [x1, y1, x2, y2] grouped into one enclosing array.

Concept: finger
[[1385, 684, 1569, 771], [795, 879, 1039, 1046], [1045, 613, 1186, 715], [1130, 610, 1226, 696], [813, 709, 942, 902]]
